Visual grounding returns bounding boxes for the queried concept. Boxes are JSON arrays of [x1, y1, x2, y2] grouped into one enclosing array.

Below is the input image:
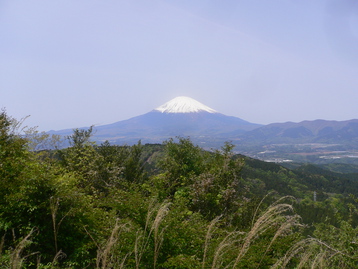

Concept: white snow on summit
[[155, 96, 217, 114]]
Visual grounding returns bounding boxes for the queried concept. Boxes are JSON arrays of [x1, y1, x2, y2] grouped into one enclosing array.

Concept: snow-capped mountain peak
[[154, 96, 217, 114]]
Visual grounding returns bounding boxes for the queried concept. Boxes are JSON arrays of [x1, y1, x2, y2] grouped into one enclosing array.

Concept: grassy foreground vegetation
[[1, 110, 358, 268]]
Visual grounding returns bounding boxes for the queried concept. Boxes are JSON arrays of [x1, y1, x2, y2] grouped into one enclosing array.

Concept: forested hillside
[[1, 111, 358, 268]]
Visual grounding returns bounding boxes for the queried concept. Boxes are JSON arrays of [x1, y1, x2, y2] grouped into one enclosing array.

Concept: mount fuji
[[50, 96, 261, 146]]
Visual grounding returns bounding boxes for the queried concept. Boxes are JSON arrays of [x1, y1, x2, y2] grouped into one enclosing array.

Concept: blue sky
[[1, 0, 358, 131]]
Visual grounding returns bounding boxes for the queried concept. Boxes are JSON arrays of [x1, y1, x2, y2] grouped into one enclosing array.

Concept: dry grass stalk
[[210, 231, 242, 269], [296, 250, 314, 269], [205, 200, 299, 269], [50, 196, 72, 254], [10, 228, 37, 269], [152, 202, 171, 269], [202, 216, 221, 269], [314, 238, 350, 258], [96, 218, 130, 269], [256, 214, 302, 268], [233, 202, 295, 268], [134, 200, 158, 269], [271, 238, 317, 269], [51, 250, 67, 267], [310, 250, 327, 269], [134, 230, 144, 269], [0, 234, 5, 255], [201, 216, 246, 269], [270, 236, 350, 269], [118, 252, 130, 269], [250, 191, 275, 229], [134, 201, 171, 269]]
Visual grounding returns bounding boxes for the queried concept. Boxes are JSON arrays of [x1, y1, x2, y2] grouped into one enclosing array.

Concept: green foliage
[[158, 137, 206, 195], [68, 126, 94, 148], [156, 138, 246, 224], [190, 142, 245, 222], [59, 129, 146, 193], [2, 112, 358, 268], [312, 221, 358, 268]]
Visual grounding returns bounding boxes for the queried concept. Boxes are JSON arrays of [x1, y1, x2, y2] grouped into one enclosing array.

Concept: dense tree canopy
[[0, 112, 357, 268]]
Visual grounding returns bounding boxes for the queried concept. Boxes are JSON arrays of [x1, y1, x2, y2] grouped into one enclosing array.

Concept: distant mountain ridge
[[93, 110, 260, 144], [50, 96, 261, 145], [240, 119, 358, 144], [49, 97, 358, 157]]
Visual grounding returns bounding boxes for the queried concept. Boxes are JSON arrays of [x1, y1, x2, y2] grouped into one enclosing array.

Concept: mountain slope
[[239, 119, 358, 144], [50, 96, 261, 145]]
